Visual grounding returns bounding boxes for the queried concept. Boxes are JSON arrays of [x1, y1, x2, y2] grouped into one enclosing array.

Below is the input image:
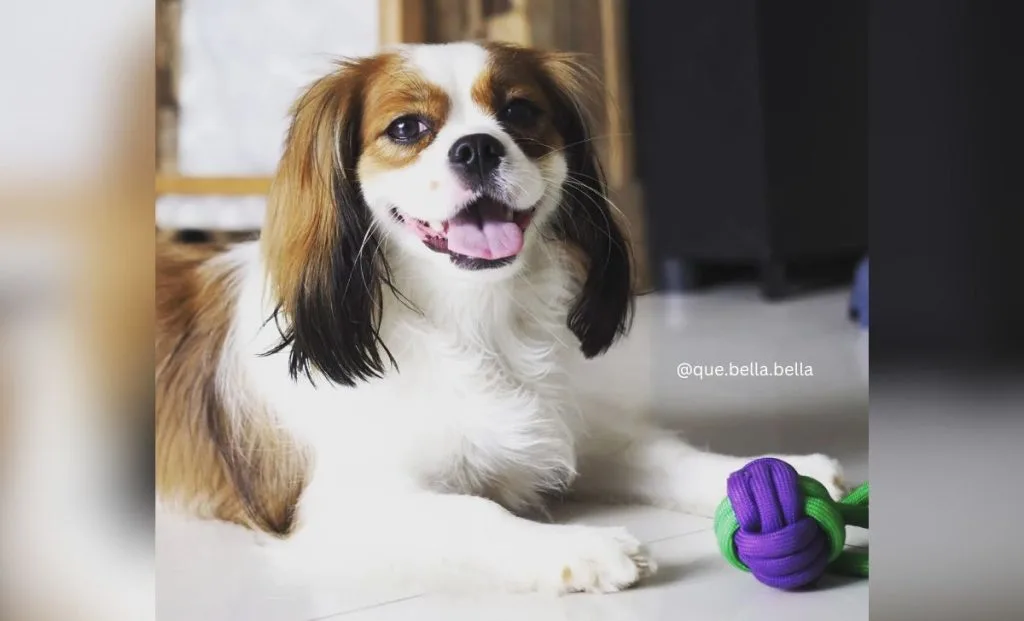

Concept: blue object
[[849, 257, 868, 329]]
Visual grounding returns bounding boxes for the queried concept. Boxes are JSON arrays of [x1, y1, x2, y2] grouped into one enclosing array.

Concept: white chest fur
[[226, 243, 583, 514]]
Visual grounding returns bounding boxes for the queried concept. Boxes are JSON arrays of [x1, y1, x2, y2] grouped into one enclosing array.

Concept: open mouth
[[391, 197, 536, 270]]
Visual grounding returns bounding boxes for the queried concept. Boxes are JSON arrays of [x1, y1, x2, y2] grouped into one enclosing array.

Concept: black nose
[[448, 133, 506, 186]]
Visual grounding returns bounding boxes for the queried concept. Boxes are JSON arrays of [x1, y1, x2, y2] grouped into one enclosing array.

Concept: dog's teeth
[[429, 220, 443, 232]]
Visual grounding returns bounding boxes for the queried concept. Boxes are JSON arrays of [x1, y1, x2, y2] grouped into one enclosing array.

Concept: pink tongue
[[446, 202, 524, 260]]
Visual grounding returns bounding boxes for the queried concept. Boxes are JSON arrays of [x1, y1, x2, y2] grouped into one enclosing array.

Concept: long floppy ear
[[261, 60, 396, 386], [540, 53, 635, 358]]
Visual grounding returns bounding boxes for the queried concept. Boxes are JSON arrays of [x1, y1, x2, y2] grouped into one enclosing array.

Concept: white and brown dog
[[156, 42, 844, 594]]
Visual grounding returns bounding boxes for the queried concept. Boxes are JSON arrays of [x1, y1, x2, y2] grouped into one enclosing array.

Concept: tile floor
[[157, 285, 869, 621]]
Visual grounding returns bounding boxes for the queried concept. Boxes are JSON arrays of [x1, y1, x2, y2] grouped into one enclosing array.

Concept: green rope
[[830, 482, 869, 576]]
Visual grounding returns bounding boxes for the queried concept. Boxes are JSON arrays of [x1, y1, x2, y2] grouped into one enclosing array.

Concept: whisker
[[339, 218, 382, 304]]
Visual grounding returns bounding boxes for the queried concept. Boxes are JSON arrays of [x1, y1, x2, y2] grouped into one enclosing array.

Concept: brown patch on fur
[[262, 57, 381, 327], [559, 225, 629, 299], [261, 61, 364, 320], [358, 55, 452, 174], [473, 43, 571, 159], [560, 242, 592, 289], [156, 241, 309, 535]]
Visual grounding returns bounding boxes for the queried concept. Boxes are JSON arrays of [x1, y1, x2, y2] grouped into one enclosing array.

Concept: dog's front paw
[[530, 526, 656, 594], [786, 453, 847, 499]]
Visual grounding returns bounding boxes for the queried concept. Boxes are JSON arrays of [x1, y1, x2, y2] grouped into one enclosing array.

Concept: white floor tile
[[546, 500, 712, 543], [156, 513, 422, 621], [331, 529, 868, 621]]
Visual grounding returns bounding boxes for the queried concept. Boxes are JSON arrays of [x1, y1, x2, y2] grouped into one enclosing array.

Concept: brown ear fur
[[262, 68, 350, 315], [261, 57, 398, 386]]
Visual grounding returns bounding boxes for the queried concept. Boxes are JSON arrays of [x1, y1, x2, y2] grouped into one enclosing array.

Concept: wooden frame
[[378, 0, 427, 45], [156, 0, 181, 174], [156, 175, 272, 196], [598, 0, 634, 190]]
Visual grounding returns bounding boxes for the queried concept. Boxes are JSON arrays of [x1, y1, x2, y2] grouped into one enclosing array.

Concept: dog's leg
[[269, 489, 656, 594], [572, 420, 845, 517]]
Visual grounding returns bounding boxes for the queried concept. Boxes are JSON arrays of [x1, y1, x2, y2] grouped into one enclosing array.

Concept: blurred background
[[2, 0, 1022, 619]]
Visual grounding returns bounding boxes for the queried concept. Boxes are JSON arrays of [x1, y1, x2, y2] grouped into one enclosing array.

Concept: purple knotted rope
[[724, 458, 831, 590]]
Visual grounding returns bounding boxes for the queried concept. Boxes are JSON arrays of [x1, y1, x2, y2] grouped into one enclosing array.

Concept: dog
[[156, 41, 845, 594]]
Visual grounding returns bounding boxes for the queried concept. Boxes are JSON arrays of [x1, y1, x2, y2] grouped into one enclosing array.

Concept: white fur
[[173, 43, 846, 595]]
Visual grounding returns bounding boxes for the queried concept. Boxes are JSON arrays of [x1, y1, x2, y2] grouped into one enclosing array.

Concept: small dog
[[156, 42, 844, 594]]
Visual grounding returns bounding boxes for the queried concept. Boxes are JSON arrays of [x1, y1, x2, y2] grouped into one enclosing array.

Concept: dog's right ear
[[261, 59, 396, 387]]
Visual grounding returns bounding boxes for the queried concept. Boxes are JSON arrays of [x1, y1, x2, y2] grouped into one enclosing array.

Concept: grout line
[[643, 526, 714, 547], [309, 592, 426, 620]]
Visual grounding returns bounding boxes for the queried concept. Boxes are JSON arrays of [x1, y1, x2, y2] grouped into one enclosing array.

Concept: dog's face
[[261, 42, 633, 385], [358, 44, 568, 273]]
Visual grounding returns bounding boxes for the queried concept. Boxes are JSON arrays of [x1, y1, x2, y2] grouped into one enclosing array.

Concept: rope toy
[[714, 457, 868, 590]]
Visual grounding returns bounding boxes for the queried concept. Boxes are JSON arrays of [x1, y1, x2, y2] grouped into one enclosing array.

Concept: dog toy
[[714, 457, 868, 590]]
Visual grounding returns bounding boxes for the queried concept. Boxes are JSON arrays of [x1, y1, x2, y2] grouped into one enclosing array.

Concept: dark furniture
[[627, 1, 868, 299]]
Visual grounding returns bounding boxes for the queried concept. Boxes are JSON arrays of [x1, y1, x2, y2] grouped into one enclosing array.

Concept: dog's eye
[[499, 99, 540, 127], [386, 116, 429, 143]]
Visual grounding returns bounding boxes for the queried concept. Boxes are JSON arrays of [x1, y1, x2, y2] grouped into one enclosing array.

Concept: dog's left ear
[[539, 53, 635, 358]]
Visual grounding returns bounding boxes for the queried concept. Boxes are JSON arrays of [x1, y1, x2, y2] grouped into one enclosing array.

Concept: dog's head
[[262, 42, 633, 385]]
